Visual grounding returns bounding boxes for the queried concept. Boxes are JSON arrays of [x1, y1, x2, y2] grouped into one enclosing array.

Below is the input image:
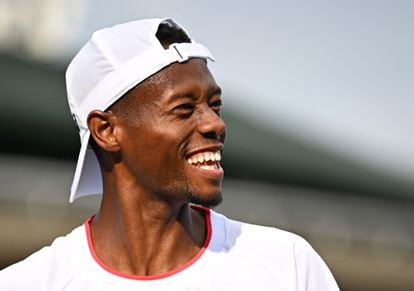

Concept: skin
[[86, 58, 226, 276]]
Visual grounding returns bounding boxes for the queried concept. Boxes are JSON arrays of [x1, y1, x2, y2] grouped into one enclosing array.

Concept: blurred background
[[0, 0, 413, 290]]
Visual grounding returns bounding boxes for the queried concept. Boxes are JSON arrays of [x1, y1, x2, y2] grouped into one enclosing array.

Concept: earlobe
[[87, 110, 120, 152]]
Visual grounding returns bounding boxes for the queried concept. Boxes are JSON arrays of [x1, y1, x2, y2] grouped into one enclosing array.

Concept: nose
[[197, 107, 226, 140]]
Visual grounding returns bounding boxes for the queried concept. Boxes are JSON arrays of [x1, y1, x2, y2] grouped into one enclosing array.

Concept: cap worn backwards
[[65, 18, 215, 202]]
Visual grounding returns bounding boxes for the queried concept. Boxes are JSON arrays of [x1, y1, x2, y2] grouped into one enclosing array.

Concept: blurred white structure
[[0, 0, 85, 60], [1, 153, 413, 290], [1, 0, 413, 182], [1, 2, 414, 289]]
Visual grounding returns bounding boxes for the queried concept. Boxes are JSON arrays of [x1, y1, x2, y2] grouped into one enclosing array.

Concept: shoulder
[[0, 245, 51, 290], [0, 224, 85, 290], [210, 210, 339, 290], [211, 209, 306, 250]]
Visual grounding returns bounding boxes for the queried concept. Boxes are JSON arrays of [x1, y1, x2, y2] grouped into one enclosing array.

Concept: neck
[[89, 179, 207, 277]]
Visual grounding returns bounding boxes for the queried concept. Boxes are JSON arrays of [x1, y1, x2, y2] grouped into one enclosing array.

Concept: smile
[[186, 151, 221, 171]]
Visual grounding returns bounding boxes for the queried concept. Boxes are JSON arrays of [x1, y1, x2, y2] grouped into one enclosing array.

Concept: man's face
[[112, 58, 226, 207]]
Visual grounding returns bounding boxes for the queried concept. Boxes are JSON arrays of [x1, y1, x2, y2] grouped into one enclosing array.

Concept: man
[[0, 18, 339, 290]]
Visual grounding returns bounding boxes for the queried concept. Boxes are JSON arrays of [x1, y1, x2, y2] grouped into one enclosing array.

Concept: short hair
[[156, 19, 191, 49]]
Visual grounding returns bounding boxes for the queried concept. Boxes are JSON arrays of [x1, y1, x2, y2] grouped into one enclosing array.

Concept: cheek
[[126, 126, 184, 171]]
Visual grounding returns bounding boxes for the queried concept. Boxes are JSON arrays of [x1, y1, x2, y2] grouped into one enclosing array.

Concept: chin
[[187, 190, 223, 208]]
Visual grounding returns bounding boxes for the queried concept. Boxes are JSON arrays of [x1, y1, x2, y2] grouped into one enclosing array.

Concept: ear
[[87, 110, 120, 152]]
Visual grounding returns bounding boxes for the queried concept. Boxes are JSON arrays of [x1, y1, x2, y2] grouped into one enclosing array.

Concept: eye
[[210, 99, 223, 114], [173, 103, 195, 116]]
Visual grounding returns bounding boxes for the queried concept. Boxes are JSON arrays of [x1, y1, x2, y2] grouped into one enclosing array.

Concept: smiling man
[[0, 18, 339, 290]]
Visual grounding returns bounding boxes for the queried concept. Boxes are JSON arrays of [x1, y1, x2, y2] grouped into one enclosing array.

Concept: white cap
[[66, 18, 215, 202]]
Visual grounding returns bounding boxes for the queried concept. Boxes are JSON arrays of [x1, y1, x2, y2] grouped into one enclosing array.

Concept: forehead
[[136, 59, 219, 103], [164, 57, 217, 91]]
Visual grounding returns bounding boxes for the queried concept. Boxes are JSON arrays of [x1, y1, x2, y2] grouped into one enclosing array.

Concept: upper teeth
[[187, 151, 221, 165]]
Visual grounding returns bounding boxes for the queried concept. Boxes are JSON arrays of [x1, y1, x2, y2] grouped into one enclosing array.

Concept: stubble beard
[[154, 177, 223, 209], [187, 190, 223, 209]]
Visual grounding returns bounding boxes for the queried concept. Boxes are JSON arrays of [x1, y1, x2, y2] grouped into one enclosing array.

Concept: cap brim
[[69, 131, 102, 203]]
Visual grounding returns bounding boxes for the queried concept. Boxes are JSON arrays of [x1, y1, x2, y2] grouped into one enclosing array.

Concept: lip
[[186, 162, 224, 180]]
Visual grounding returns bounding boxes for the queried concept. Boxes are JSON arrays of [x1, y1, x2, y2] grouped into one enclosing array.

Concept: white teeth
[[187, 151, 222, 165], [215, 152, 221, 161]]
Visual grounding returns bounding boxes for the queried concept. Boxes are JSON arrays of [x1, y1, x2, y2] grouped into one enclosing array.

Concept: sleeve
[[293, 237, 340, 291]]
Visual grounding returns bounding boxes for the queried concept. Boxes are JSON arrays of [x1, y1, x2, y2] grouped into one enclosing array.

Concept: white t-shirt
[[0, 207, 339, 290]]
